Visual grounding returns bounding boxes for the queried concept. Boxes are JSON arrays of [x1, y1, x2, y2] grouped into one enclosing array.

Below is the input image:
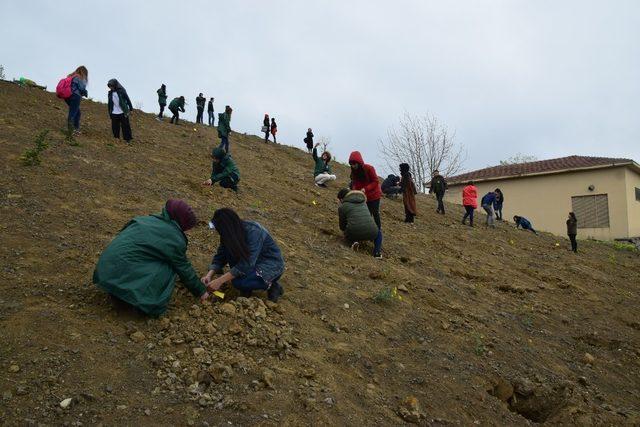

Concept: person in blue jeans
[[65, 66, 88, 136], [513, 215, 537, 235], [481, 191, 497, 227], [201, 208, 284, 302]]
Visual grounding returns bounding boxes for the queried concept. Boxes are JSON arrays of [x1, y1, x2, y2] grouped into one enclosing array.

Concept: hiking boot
[[373, 252, 383, 259], [351, 242, 360, 251], [267, 282, 284, 302]]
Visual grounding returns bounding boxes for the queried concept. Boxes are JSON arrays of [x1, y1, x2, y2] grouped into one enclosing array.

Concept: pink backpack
[[56, 76, 74, 99]]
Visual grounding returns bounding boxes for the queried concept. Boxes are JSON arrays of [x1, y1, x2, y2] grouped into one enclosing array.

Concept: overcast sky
[[1, 0, 639, 174]]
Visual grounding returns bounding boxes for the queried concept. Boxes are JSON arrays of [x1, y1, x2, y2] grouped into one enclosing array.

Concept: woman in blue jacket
[[514, 215, 537, 234], [201, 208, 285, 302], [66, 66, 88, 135]]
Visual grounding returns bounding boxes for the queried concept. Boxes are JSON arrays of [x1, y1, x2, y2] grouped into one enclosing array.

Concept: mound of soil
[[1, 81, 639, 425]]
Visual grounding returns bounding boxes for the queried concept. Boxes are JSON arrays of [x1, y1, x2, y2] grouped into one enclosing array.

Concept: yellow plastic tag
[[213, 291, 225, 299]]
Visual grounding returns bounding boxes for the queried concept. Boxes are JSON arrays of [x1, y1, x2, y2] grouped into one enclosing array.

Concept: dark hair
[[212, 208, 250, 261], [513, 215, 520, 222], [322, 151, 332, 163], [467, 181, 474, 186], [494, 188, 502, 193], [337, 188, 350, 200], [569, 212, 577, 221]]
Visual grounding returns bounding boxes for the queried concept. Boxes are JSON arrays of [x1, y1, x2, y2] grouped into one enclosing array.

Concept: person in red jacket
[[461, 181, 478, 226], [348, 151, 383, 258]]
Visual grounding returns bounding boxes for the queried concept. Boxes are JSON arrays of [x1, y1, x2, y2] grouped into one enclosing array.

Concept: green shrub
[[612, 241, 638, 252], [373, 286, 402, 304], [20, 130, 49, 166]]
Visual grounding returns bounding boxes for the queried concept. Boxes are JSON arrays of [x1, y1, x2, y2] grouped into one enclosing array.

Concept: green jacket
[[338, 191, 379, 242], [169, 97, 185, 112], [211, 147, 240, 183], [157, 88, 167, 105], [217, 112, 231, 137], [92, 208, 206, 316], [312, 147, 332, 177]]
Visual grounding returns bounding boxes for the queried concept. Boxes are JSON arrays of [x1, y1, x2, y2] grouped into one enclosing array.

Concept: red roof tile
[[448, 155, 635, 184]]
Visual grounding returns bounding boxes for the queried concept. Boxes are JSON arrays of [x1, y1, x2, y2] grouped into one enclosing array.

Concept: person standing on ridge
[[157, 84, 167, 120], [349, 151, 383, 258], [428, 170, 447, 214], [461, 181, 477, 226], [217, 105, 233, 152], [263, 114, 270, 142], [312, 143, 336, 187], [203, 147, 240, 192], [481, 191, 497, 227], [169, 96, 185, 124], [400, 163, 418, 223], [304, 128, 314, 153], [207, 97, 215, 126], [566, 212, 578, 252], [58, 66, 88, 136], [270, 117, 278, 144], [196, 93, 206, 124], [107, 79, 134, 143], [494, 188, 504, 221]]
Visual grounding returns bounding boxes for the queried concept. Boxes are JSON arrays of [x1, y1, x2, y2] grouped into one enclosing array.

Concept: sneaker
[[373, 253, 382, 259], [351, 242, 360, 251], [267, 282, 284, 302]]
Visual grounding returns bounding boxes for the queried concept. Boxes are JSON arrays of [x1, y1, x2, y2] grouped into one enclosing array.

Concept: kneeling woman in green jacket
[[337, 188, 383, 258], [201, 208, 285, 302], [202, 147, 240, 192], [93, 200, 209, 316]]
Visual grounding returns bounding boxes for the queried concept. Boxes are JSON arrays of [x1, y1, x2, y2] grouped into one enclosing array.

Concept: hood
[[108, 78, 122, 91], [348, 151, 364, 166], [212, 147, 227, 160], [343, 190, 366, 204]]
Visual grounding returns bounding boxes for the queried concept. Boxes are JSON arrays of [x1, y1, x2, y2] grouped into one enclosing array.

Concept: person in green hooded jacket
[[93, 200, 209, 316], [202, 147, 240, 192], [157, 84, 167, 120], [337, 188, 382, 257], [217, 105, 233, 152], [312, 142, 336, 187], [169, 96, 186, 124]]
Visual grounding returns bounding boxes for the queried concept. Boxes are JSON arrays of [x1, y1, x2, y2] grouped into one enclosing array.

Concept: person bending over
[[381, 174, 401, 198], [203, 147, 240, 192]]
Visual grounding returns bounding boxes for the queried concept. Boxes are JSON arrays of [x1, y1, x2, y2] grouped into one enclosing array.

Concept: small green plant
[[373, 286, 402, 304], [612, 241, 638, 252], [20, 130, 49, 166], [608, 253, 617, 264], [473, 333, 486, 356]]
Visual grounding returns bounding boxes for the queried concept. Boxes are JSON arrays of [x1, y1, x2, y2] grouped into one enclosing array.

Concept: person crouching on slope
[[201, 208, 285, 302], [480, 190, 497, 228], [107, 79, 133, 143], [399, 163, 418, 223], [513, 215, 537, 235], [312, 143, 336, 187], [93, 199, 209, 316], [337, 188, 382, 258], [461, 181, 477, 226], [349, 151, 383, 258], [169, 96, 186, 124], [203, 147, 240, 192]]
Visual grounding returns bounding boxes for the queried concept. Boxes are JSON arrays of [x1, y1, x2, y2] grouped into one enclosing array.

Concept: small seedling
[[20, 130, 49, 166], [473, 333, 486, 356], [373, 286, 402, 304]]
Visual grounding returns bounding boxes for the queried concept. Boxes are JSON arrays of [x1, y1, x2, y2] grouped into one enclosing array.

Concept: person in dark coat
[[107, 79, 134, 143], [304, 128, 314, 153], [566, 212, 578, 252], [494, 188, 504, 220], [217, 105, 233, 152], [202, 147, 240, 192], [263, 114, 270, 142], [312, 143, 336, 187], [514, 215, 537, 234], [157, 84, 167, 120], [270, 118, 278, 144], [207, 97, 215, 126], [202, 208, 285, 302], [400, 163, 417, 223], [169, 96, 186, 124], [93, 200, 209, 316], [337, 188, 381, 257], [481, 191, 497, 227], [381, 174, 401, 197], [428, 170, 447, 214], [196, 93, 206, 124]]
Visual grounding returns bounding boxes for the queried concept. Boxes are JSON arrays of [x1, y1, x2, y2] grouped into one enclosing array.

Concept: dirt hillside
[[1, 81, 639, 426]]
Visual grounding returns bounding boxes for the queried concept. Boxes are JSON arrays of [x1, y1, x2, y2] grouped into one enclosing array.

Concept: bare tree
[[379, 112, 465, 192], [0, 65, 5, 80], [317, 135, 331, 153], [499, 153, 538, 165]]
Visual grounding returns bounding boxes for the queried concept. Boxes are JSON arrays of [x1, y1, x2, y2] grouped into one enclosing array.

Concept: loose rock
[[130, 331, 146, 343], [60, 398, 73, 409]]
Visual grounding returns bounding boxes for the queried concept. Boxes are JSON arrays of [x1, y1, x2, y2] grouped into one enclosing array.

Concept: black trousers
[[111, 114, 132, 141], [436, 193, 445, 213], [366, 199, 382, 229], [568, 234, 577, 252], [170, 107, 179, 124], [404, 206, 415, 223], [158, 103, 165, 118], [196, 107, 204, 124]]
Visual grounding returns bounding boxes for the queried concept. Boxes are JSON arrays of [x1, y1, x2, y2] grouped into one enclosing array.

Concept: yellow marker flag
[[213, 291, 225, 299]]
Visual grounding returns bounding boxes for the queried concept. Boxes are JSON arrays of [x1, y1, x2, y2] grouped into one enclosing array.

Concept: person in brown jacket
[[566, 212, 578, 253], [400, 163, 417, 223]]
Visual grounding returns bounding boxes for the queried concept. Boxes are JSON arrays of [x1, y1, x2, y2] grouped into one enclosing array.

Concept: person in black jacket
[[566, 212, 578, 252], [494, 188, 505, 220], [107, 79, 133, 143], [196, 93, 206, 124], [381, 174, 401, 197], [305, 128, 314, 153], [207, 98, 215, 126], [428, 170, 447, 214], [263, 114, 270, 142]]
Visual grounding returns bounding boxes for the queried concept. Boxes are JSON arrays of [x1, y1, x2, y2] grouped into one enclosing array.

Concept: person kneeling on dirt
[[202, 147, 240, 192], [92, 200, 209, 316], [514, 215, 537, 235], [381, 174, 401, 198], [312, 143, 336, 187], [337, 188, 382, 258], [201, 208, 285, 302]]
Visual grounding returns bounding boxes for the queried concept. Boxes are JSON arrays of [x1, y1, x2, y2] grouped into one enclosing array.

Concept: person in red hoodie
[[348, 151, 383, 258], [461, 181, 478, 226]]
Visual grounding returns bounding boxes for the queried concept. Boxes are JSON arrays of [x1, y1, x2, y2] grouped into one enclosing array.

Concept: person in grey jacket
[[201, 208, 284, 302]]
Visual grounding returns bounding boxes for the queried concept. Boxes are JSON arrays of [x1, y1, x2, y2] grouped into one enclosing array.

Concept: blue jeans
[[232, 270, 280, 294], [462, 205, 475, 225], [208, 111, 214, 126], [219, 135, 229, 152], [373, 229, 383, 256], [65, 94, 82, 130]]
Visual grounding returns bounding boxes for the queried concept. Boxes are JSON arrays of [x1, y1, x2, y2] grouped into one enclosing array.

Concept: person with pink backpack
[[56, 66, 88, 136]]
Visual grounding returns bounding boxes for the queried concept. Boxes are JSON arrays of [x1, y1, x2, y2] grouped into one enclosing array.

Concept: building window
[[571, 194, 610, 228], [636, 187, 640, 201]]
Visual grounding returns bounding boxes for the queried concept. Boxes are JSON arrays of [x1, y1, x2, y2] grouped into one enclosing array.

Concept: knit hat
[[165, 199, 197, 231]]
